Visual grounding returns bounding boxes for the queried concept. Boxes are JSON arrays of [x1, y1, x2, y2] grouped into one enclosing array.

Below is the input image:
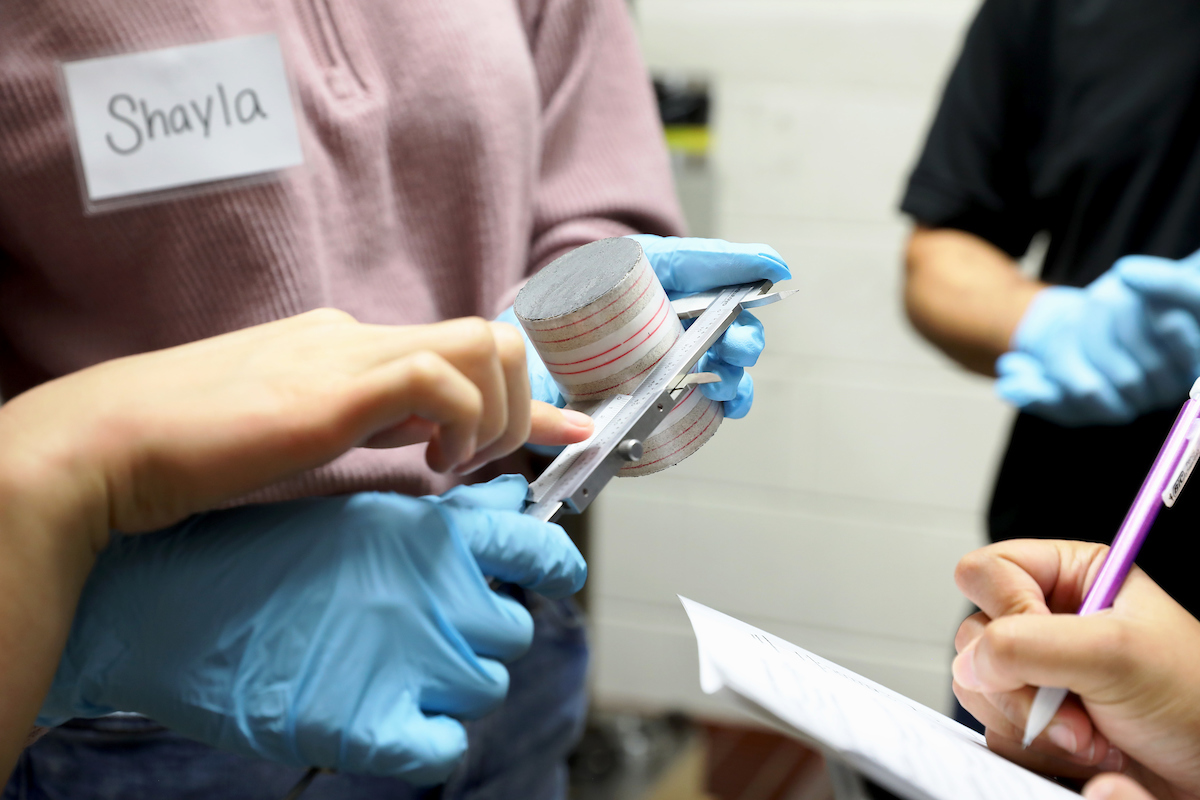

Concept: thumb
[[628, 234, 791, 293], [435, 476, 588, 595], [528, 401, 593, 446], [1084, 774, 1156, 800], [1118, 257, 1200, 311]]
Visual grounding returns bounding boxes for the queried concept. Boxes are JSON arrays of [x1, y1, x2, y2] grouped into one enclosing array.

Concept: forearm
[[0, 406, 104, 780], [904, 225, 1044, 375]]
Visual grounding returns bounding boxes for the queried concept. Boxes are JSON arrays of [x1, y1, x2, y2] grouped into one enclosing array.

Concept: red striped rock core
[[515, 238, 723, 476]]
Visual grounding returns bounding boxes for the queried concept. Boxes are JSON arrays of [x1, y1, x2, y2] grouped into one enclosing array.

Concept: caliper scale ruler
[[524, 280, 775, 522]]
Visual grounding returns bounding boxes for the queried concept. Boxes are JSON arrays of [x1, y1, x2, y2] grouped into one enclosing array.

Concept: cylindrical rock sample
[[514, 237, 723, 476]]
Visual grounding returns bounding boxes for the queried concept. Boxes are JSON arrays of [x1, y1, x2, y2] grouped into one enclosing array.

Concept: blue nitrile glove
[[995, 268, 1198, 426], [1115, 249, 1200, 380], [628, 235, 791, 419], [38, 476, 586, 784]]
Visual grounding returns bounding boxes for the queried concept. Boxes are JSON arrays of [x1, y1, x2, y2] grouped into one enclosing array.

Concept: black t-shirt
[[901, 0, 1200, 614]]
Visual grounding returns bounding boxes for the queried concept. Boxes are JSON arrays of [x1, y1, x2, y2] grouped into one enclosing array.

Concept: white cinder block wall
[[590, 0, 1014, 716]]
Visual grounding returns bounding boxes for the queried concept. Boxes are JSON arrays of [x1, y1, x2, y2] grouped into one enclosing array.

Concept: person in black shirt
[[902, 0, 1200, 621]]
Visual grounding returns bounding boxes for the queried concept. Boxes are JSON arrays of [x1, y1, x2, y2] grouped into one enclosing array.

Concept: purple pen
[[1022, 378, 1200, 747]]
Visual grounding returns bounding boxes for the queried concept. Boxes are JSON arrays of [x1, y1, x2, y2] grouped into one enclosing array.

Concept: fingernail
[[1047, 723, 1078, 755], [1096, 746, 1126, 773], [560, 408, 593, 429], [951, 648, 981, 691]]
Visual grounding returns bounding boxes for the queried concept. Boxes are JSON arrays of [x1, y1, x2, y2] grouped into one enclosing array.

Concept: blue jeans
[[4, 593, 588, 800]]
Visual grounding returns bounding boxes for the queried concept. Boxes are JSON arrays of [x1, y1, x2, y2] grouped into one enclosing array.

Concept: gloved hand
[[38, 475, 586, 784], [1114, 248, 1200, 380], [629, 235, 791, 419], [995, 268, 1199, 426], [497, 236, 791, 422]]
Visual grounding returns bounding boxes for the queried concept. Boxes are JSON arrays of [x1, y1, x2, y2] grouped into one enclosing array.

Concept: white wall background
[[589, 0, 1016, 716]]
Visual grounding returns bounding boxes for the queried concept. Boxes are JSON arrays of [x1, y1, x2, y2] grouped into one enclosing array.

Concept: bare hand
[[0, 310, 592, 541], [952, 539, 1200, 800]]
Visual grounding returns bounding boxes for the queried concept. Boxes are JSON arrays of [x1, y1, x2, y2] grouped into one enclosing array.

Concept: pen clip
[[1163, 419, 1200, 508]]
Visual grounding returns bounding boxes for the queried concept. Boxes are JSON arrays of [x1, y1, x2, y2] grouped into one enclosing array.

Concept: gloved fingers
[[721, 372, 754, 420], [437, 478, 586, 597], [367, 562, 523, 703], [450, 506, 587, 600], [1118, 257, 1200, 315], [438, 569, 536, 663], [626, 234, 791, 294], [458, 593, 540, 666], [1109, 316, 1186, 410], [421, 656, 513, 720], [708, 310, 766, 367], [287, 600, 497, 776], [696, 354, 743, 402], [1012, 286, 1085, 354], [1042, 345, 1136, 425], [1080, 335, 1155, 413], [1090, 277, 1183, 409], [437, 474, 528, 511], [995, 353, 1063, 409], [999, 374, 1094, 426], [386, 714, 469, 784], [1148, 307, 1200, 387], [336, 693, 469, 782], [997, 350, 1134, 426]]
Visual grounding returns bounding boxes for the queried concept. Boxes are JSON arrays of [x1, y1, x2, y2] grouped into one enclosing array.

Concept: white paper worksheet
[[681, 597, 1079, 800]]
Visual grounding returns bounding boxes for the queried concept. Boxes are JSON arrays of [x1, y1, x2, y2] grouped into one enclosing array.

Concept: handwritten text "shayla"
[[105, 84, 268, 156]]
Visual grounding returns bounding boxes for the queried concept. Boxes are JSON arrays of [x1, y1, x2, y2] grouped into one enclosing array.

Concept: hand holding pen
[[951, 538, 1200, 799], [1022, 379, 1200, 746], [948, 382, 1200, 798]]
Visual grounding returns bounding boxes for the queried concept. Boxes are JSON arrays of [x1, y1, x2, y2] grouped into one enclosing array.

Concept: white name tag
[[62, 34, 304, 204]]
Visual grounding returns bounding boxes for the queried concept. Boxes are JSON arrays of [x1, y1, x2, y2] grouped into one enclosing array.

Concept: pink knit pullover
[[0, 0, 685, 502]]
